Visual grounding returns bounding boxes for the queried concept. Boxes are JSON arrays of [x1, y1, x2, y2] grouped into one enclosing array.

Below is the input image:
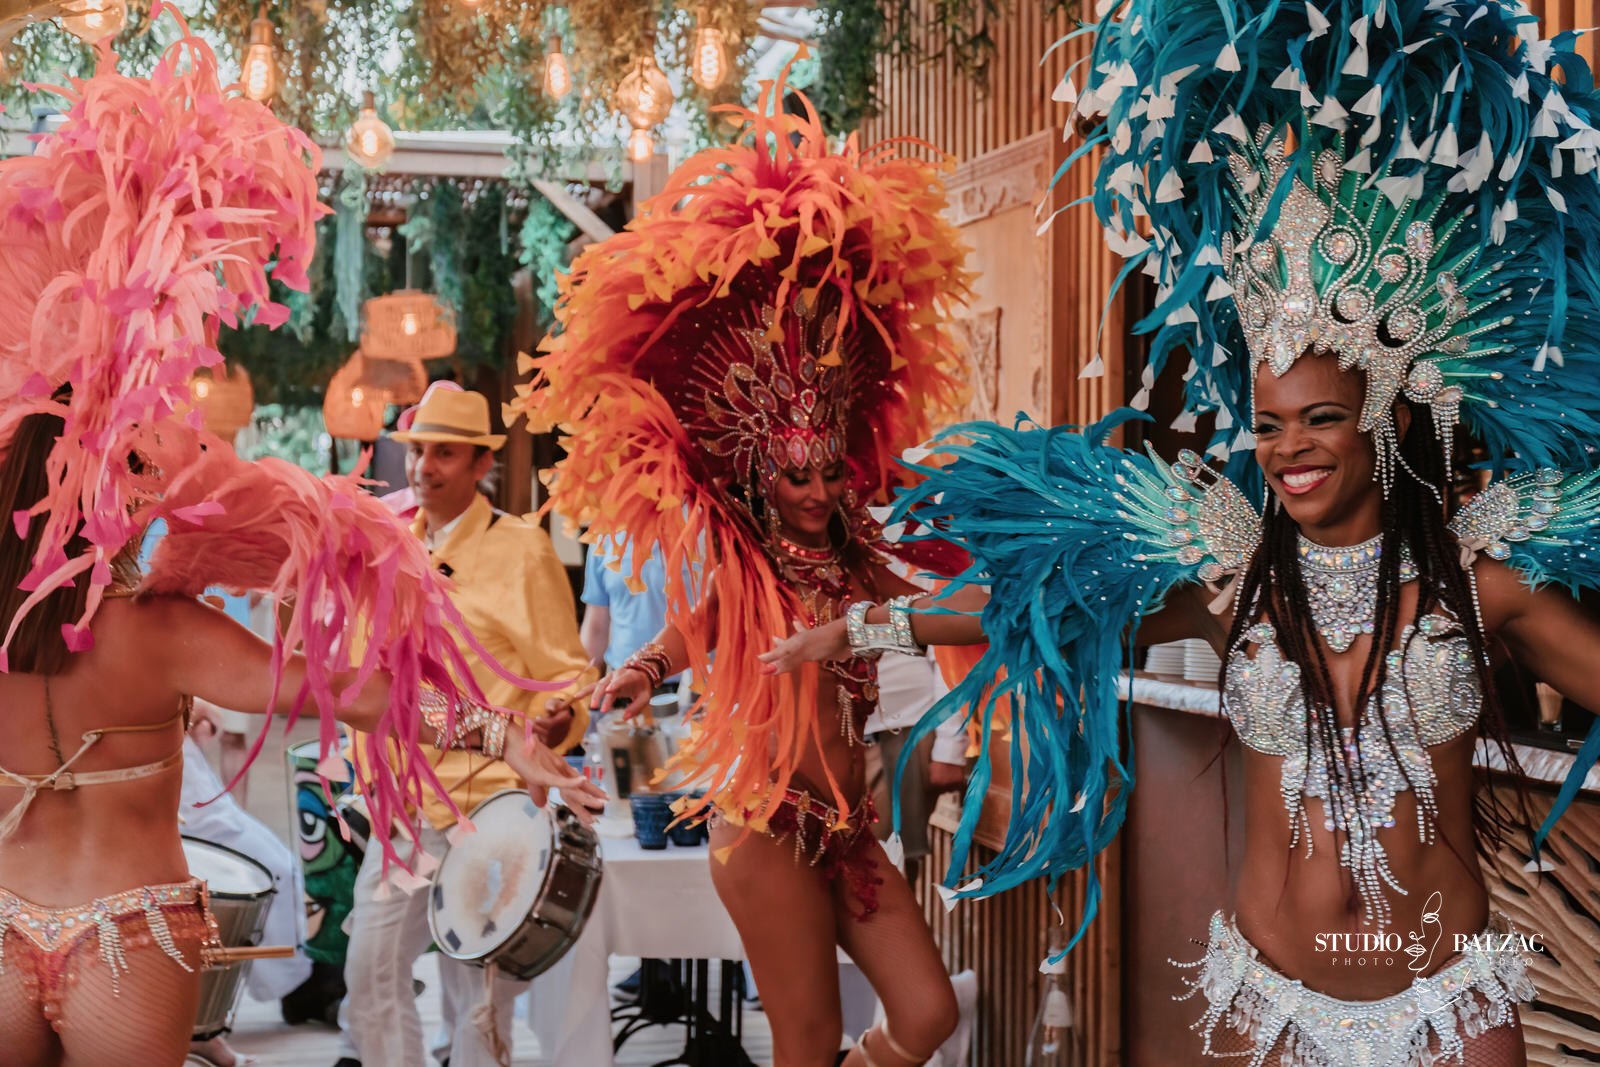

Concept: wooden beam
[[529, 178, 615, 243]]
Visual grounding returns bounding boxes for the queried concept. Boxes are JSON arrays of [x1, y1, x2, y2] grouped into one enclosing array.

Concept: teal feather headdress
[[1061, 0, 1600, 471]]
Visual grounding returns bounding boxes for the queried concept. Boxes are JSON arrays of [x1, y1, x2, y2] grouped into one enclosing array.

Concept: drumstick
[[209, 945, 297, 963]]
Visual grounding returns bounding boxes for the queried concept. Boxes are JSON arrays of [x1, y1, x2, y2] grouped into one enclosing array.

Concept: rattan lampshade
[[353, 349, 428, 405], [188, 363, 255, 441], [360, 290, 456, 362], [323, 354, 386, 440]]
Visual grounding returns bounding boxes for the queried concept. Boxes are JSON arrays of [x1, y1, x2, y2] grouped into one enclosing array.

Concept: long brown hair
[[0, 408, 135, 675]]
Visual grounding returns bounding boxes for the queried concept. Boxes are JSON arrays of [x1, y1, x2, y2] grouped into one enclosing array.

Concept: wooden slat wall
[[1531, 0, 1600, 70], [920, 809, 1123, 1067]]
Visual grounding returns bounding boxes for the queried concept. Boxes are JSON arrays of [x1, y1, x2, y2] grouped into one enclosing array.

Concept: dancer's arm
[[155, 594, 394, 731], [591, 584, 714, 716], [1476, 558, 1600, 711]]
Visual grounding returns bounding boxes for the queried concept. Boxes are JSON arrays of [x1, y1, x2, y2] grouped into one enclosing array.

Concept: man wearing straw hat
[[337, 383, 595, 1067]]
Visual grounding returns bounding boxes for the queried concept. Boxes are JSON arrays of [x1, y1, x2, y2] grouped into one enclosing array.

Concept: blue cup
[[630, 794, 672, 849]]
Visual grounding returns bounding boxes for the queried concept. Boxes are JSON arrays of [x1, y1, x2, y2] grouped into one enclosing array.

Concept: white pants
[[179, 737, 312, 1001], [343, 823, 529, 1067]]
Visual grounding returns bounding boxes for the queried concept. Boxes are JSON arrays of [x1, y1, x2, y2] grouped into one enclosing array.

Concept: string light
[[240, 10, 279, 102], [344, 90, 396, 169], [59, 0, 126, 42], [690, 14, 727, 91], [543, 35, 572, 99]]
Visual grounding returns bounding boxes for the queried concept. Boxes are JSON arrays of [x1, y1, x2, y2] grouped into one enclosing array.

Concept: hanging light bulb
[[240, 11, 279, 103], [344, 90, 396, 169], [627, 127, 654, 162], [542, 35, 572, 99], [614, 52, 674, 130], [192, 377, 213, 401], [690, 13, 728, 91], [59, 0, 127, 42]]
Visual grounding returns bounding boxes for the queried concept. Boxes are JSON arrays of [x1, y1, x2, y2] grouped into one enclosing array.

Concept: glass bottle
[[1025, 941, 1074, 1066]]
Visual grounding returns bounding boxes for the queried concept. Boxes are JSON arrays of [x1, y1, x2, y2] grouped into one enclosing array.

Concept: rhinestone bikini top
[[1221, 613, 1482, 928]]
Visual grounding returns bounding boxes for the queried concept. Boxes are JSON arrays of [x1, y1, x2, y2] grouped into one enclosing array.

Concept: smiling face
[[1252, 353, 1392, 545], [405, 440, 494, 528], [767, 460, 847, 547]]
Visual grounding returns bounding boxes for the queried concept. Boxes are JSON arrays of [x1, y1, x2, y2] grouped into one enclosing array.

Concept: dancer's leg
[[834, 843, 956, 1066], [0, 931, 62, 1066], [53, 908, 209, 1067], [710, 821, 844, 1067]]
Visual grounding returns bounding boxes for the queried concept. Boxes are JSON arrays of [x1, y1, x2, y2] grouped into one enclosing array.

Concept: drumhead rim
[[180, 835, 276, 900]]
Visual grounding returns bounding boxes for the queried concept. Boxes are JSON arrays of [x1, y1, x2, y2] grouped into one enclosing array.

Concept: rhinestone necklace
[[1295, 533, 1417, 654]]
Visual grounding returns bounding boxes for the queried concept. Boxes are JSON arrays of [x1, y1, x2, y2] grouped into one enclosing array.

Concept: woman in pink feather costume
[[0, 12, 601, 1064]]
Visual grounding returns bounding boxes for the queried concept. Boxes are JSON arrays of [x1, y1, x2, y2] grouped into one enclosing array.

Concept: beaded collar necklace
[[767, 532, 877, 740], [1295, 533, 1417, 653]]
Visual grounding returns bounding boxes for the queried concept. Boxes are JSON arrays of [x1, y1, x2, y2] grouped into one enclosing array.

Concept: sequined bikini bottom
[[717, 785, 885, 919], [1175, 912, 1535, 1067], [0, 879, 219, 1031]]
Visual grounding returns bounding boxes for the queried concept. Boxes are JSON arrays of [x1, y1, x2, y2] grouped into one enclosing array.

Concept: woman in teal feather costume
[[763, 0, 1600, 1061]]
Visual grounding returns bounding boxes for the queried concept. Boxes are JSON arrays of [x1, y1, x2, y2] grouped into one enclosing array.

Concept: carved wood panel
[[1485, 786, 1600, 1064]]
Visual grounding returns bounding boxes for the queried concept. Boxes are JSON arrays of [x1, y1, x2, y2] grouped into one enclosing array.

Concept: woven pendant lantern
[[361, 290, 456, 362], [353, 348, 427, 405], [323, 354, 386, 440], [188, 364, 255, 441]]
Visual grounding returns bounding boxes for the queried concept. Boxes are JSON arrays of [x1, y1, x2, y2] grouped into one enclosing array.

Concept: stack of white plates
[[1145, 641, 1188, 678], [1183, 638, 1223, 683]]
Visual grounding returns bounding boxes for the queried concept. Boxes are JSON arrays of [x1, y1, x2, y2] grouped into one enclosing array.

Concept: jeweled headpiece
[[1225, 135, 1514, 478], [700, 301, 848, 495]]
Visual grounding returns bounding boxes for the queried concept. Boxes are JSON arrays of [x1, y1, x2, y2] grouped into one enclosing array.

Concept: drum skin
[[428, 791, 603, 981], [182, 837, 275, 1040]]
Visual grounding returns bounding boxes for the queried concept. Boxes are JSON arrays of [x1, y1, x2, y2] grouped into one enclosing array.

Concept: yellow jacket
[[362, 494, 594, 829]]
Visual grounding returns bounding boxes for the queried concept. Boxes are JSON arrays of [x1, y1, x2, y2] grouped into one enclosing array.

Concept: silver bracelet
[[845, 597, 924, 658], [845, 600, 887, 660], [885, 594, 923, 654]]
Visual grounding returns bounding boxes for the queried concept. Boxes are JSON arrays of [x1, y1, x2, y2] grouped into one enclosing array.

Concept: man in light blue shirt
[[579, 536, 681, 684]]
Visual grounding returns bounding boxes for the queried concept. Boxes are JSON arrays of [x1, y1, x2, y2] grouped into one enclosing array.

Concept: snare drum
[[427, 791, 603, 981], [182, 837, 275, 1040]]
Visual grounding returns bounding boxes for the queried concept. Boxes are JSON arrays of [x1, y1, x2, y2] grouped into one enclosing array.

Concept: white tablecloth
[[527, 816, 875, 1066]]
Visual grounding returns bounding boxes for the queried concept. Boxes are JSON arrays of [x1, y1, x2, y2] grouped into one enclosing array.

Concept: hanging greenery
[[518, 194, 577, 327], [456, 182, 517, 370], [813, 0, 1080, 131], [331, 167, 369, 343]]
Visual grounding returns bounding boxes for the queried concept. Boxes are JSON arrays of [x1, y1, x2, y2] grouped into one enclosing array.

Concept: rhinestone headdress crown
[[701, 299, 848, 494], [1224, 136, 1513, 468]]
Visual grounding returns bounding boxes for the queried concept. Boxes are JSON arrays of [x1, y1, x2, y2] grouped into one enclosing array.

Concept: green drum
[[286, 738, 367, 968]]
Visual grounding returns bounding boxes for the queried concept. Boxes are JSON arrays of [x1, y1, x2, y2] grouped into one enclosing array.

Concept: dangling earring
[[764, 498, 781, 542]]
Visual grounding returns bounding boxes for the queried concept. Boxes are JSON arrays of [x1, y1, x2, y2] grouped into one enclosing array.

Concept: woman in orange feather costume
[[509, 73, 973, 1067]]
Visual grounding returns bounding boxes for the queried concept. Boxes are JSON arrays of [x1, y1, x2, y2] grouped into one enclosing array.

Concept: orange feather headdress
[[508, 71, 973, 829]]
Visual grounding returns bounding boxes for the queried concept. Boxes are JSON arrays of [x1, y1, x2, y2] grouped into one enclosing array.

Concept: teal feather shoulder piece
[[1451, 468, 1600, 848], [884, 412, 1257, 946]]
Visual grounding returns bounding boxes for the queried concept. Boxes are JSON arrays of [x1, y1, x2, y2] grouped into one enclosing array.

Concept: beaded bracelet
[[420, 684, 509, 759], [621, 641, 674, 689]]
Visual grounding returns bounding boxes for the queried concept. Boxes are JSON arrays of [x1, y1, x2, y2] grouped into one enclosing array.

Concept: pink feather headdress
[[0, 6, 321, 653], [0, 8, 565, 872]]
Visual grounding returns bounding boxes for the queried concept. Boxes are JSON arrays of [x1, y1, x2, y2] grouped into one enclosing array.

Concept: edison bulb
[[543, 37, 572, 99], [240, 16, 278, 102], [60, 0, 127, 42], [345, 91, 396, 169], [691, 24, 728, 91]]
